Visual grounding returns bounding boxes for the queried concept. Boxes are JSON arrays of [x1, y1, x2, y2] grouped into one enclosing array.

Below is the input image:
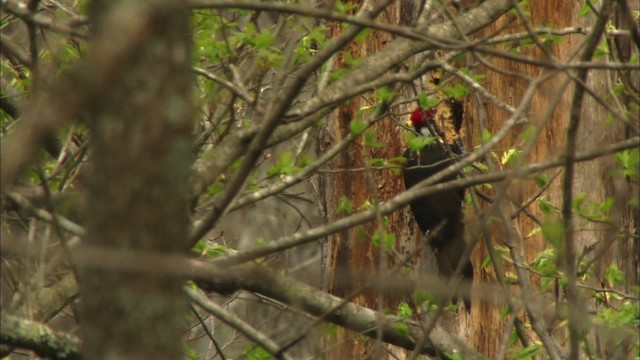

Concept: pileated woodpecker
[[403, 107, 473, 309]]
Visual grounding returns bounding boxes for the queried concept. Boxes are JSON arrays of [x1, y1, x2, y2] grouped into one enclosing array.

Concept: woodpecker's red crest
[[410, 107, 437, 136]]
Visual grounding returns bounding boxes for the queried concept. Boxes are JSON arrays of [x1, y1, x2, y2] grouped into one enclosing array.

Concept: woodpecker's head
[[409, 107, 438, 137]]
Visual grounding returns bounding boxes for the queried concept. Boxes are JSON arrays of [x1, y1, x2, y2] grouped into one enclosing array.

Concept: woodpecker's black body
[[403, 107, 473, 309]]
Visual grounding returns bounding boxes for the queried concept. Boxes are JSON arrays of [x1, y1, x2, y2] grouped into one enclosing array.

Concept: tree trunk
[[78, 1, 192, 359], [318, 3, 415, 359], [462, 1, 639, 357]]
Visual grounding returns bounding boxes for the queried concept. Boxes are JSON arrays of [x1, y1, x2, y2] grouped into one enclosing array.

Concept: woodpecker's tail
[[430, 221, 473, 311]]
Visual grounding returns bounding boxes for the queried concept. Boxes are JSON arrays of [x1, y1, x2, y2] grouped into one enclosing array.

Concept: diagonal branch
[[186, 287, 293, 360]]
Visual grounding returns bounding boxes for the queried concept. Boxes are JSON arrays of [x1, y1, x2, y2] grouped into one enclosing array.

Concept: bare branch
[[192, 67, 254, 104], [0, 314, 81, 360], [186, 287, 293, 360], [0, 4, 160, 192], [2, 0, 88, 38], [5, 192, 85, 236], [190, 0, 427, 41]]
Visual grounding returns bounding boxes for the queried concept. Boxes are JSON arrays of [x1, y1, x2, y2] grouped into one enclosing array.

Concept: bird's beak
[[405, 120, 413, 128]]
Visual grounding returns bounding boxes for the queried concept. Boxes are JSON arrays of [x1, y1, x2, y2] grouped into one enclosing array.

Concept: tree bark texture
[[78, 1, 192, 359], [317, 1, 435, 358], [462, 1, 638, 357]]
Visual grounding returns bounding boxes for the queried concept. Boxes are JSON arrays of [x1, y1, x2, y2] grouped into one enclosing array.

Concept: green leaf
[[572, 192, 587, 211], [320, 323, 339, 338], [480, 128, 493, 144], [594, 40, 609, 59], [541, 276, 555, 292], [336, 196, 353, 215], [245, 345, 273, 360], [612, 81, 625, 97], [297, 26, 327, 62], [575, 195, 614, 222], [579, 2, 592, 17], [537, 197, 558, 214], [266, 164, 281, 177], [418, 92, 428, 108], [335, 0, 357, 13], [615, 149, 639, 181], [370, 158, 385, 167], [504, 271, 518, 284], [266, 151, 299, 177], [417, 93, 438, 109], [355, 28, 371, 44], [397, 303, 413, 319], [192, 240, 231, 258], [388, 156, 408, 165], [245, 22, 256, 38], [191, 239, 207, 254], [395, 323, 409, 337], [184, 345, 198, 360], [343, 51, 361, 68], [604, 263, 625, 287], [508, 0, 530, 17], [440, 83, 470, 100], [472, 72, 487, 83], [474, 161, 489, 172], [359, 200, 373, 210], [376, 86, 396, 103], [532, 248, 557, 277], [388, 156, 407, 175], [329, 68, 346, 82], [501, 148, 521, 166], [520, 124, 537, 143], [371, 229, 396, 252], [298, 155, 311, 168], [412, 289, 433, 305], [525, 226, 541, 238], [594, 301, 639, 341], [499, 305, 510, 318], [254, 30, 275, 48], [540, 218, 564, 248], [208, 244, 230, 258], [349, 118, 367, 135], [533, 173, 549, 188], [408, 135, 436, 152], [480, 255, 492, 269]]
